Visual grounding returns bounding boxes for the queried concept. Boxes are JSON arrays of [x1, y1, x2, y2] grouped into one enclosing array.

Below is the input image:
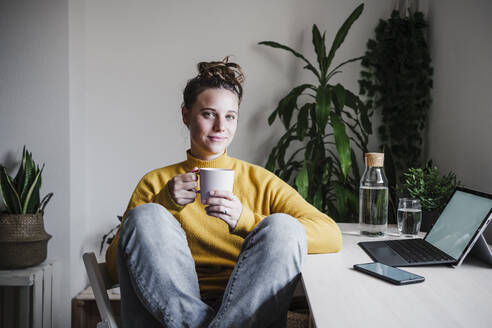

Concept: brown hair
[[182, 56, 245, 110]]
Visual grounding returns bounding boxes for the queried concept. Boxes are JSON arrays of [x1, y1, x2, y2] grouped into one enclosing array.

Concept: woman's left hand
[[205, 191, 242, 230]]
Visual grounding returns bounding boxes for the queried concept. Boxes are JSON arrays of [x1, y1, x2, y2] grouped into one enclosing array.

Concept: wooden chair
[[83, 252, 309, 328], [82, 252, 119, 328]]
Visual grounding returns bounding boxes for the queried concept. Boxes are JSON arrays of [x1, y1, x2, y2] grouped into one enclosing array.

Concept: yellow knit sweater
[[106, 151, 342, 296]]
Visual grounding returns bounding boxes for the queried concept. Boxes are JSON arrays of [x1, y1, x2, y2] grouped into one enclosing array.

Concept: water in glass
[[397, 198, 422, 237], [397, 208, 422, 236]]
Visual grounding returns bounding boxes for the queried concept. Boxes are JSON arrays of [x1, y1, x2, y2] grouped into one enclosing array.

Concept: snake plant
[[0, 146, 53, 214]]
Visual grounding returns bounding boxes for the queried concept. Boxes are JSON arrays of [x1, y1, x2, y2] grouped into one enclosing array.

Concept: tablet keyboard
[[384, 239, 455, 263]]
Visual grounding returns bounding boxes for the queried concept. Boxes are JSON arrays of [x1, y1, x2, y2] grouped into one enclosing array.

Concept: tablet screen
[[425, 190, 492, 260]]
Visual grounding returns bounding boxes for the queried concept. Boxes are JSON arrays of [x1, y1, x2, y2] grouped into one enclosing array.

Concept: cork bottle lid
[[365, 153, 384, 167]]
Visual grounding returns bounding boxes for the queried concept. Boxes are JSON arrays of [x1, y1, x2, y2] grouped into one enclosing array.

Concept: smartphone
[[353, 262, 425, 285]]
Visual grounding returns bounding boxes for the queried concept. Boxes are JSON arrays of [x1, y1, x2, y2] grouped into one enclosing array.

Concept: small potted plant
[[400, 163, 458, 232], [99, 215, 122, 256], [0, 147, 53, 269]]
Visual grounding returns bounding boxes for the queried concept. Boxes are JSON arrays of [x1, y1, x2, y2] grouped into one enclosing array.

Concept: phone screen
[[354, 262, 424, 284]]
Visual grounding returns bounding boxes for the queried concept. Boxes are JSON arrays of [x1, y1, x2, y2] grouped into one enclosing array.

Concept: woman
[[106, 57, 342, 328]]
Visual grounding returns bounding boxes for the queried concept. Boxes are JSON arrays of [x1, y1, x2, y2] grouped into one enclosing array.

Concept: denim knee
[[118, 203, 184, 254], [253, 213, 307, 257], [122, 203, 179, 230]]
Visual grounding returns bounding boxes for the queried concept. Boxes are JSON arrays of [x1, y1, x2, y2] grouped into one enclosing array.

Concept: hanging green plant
[[359, 10, 433, 174], [259, 4, 372, 222]]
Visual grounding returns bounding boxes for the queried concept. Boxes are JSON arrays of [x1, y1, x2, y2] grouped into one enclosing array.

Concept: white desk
[[301, 223, 492, 328]]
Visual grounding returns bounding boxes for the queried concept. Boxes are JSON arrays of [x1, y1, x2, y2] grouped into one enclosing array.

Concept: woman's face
[[182, 88, 239, 160]]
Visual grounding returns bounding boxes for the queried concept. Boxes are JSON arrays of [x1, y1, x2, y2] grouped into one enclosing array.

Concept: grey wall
[[0, 0, 70, 326], [426, 0, 492, 239]]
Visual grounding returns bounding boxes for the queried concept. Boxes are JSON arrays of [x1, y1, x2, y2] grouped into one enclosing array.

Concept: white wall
[[0, 0, 70, 326], [426, 0, 492, 239], [69, 0, 90, 308]]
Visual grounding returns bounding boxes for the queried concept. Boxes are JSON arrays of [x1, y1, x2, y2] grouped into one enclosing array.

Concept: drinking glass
[[397, 198, 422, 237]]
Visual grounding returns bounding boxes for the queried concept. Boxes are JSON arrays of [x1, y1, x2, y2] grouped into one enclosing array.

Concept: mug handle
[[195, 170, 200, 192]]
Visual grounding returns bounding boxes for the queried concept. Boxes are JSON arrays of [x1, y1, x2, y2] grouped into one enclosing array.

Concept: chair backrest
[[83, 252, 119, 328]]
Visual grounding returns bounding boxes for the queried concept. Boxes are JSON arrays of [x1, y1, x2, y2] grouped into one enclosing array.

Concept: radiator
[[0, 262, 54, 328]]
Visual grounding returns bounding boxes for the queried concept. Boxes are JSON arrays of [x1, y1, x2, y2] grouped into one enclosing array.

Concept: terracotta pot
[[421, 209, 441, 233], [0, 213, 52, 269]]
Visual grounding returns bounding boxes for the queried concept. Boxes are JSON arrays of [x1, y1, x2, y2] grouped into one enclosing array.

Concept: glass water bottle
[[359, 153, 388, 236]]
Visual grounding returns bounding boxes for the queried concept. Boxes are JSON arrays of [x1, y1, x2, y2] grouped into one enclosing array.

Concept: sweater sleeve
[[232, 170, 342, 254], [271, 175, 342, 253]]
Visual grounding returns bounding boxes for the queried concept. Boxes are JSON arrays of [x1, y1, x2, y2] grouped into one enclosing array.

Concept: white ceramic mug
[[198, 168, 235, 204]]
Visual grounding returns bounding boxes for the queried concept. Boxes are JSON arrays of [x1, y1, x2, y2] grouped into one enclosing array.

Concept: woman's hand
[[205, 191, 242, 230], [168, 167, 199, 206]]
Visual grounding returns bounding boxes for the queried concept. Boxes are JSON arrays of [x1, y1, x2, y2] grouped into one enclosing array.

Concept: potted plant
[[258, 4, 372, 222], [400, 163, 458, 232], [100, 215, 122, 255], [0, 147, 53, 269]]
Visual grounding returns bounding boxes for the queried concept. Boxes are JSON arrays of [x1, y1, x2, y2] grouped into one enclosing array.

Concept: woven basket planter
[[0, 213, 52, 269]]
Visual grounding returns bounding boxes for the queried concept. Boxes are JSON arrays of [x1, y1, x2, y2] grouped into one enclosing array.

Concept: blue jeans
[[117, 203, 307, 328]]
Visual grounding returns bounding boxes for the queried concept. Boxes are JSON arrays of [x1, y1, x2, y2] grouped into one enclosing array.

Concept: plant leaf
[[305, 139, 315, 162], [325, 3, 364, 70], [344, 88, 372, 134], [20, 150, 35, 205], [267, 110, 277, 126], [277, 135, 297, 167], [275, 84, 312, 129], [315, 86, 331, 131], [344, 88, 358, 110], [265, 148, 278, 172], [259, 41, 320, 79], [322, 158, 333, 185], [327, 56, 364, 80], [38, 192, 54, 214], [13, 146, 27, 194], [333, 182, 358, 222], [350, 149, 361, 184], [26, 167, 42, 214], [295, 164, 309, 199], [313, 188, 323, 210], [384, 146, 398, 222], [312, 24, 326, 76], [296, 103, 311, 140], [332, 84, 346, 113], [22, 165, 43, 214], [358, 100, 372, 134], [0, 166, 22, 214], [330, 112, 352, 178]]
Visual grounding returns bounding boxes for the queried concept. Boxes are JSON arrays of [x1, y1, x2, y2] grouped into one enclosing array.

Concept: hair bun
[[182, 56, 245, 110], [197, 56, 244, 86]]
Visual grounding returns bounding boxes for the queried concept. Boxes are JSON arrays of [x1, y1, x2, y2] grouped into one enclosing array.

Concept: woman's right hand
[[168, 167, 199, 206]]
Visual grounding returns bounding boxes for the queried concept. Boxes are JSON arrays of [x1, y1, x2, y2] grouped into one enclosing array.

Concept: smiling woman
[[105, 57, 342, 328], [183, 88, 239, 161]]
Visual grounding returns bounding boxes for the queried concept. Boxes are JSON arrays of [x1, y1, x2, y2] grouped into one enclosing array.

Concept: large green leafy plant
[[259, 4, 372, 222], [0, 147, 53, 214], [359, 10, 433, 174]]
